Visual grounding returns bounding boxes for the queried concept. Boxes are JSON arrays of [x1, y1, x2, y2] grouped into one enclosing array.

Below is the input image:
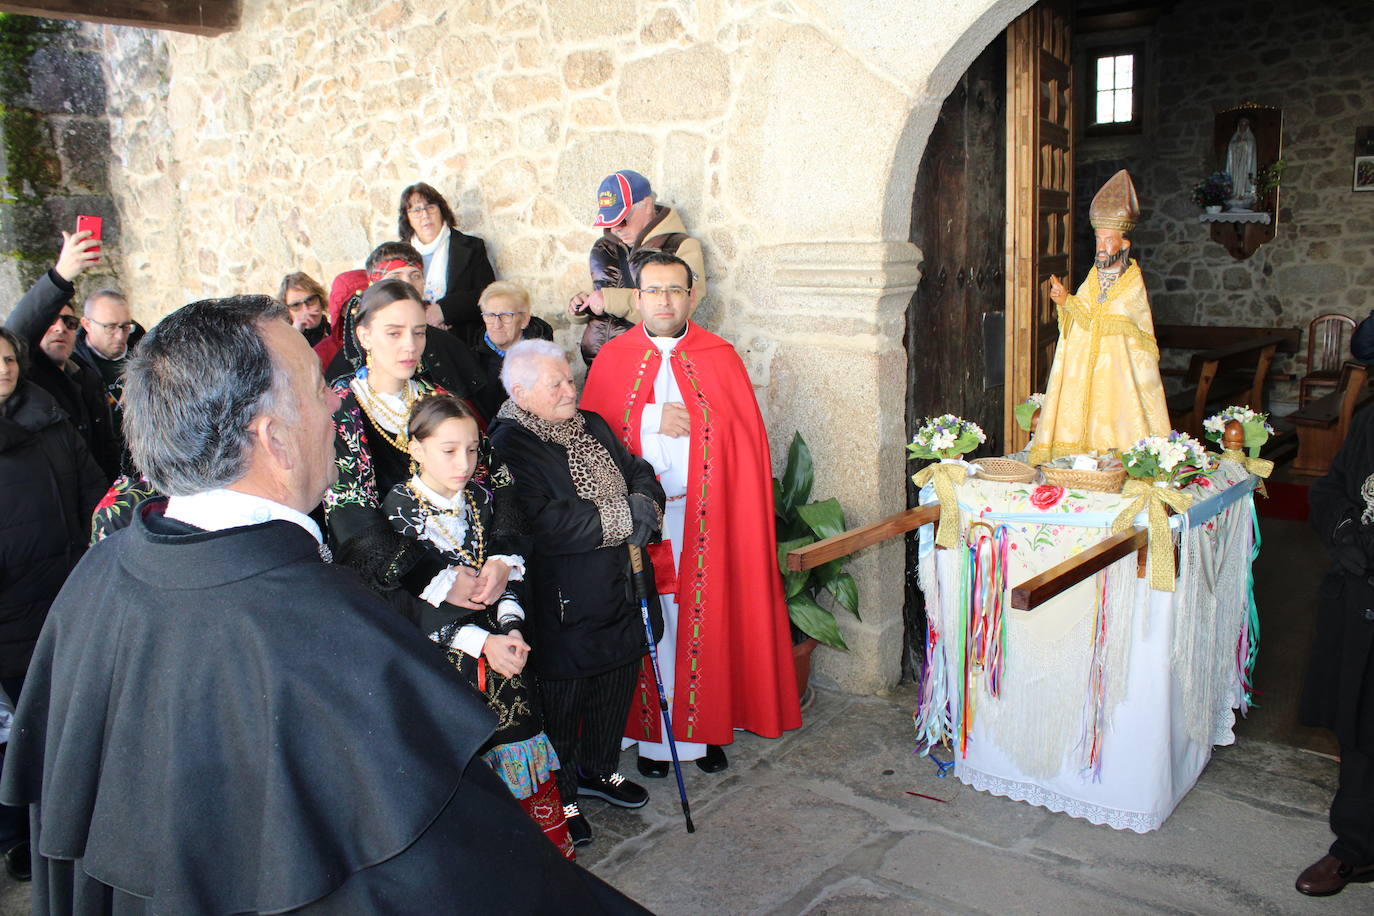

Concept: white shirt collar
[[408, 474, 464, 511], [165, 488, 323, 544]]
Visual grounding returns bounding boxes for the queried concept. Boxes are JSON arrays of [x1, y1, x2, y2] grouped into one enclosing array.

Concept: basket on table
[[970, 457, 1037, 484], [1039, 465, 1126, 493]]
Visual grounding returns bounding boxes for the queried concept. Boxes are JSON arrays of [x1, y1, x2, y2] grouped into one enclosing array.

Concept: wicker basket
[[1040, 465, 1127, 493], [971, 457, 1037, 484]]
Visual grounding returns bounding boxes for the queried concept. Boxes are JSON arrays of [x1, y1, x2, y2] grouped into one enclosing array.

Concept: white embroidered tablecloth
[[915, 463, 1257, 832]]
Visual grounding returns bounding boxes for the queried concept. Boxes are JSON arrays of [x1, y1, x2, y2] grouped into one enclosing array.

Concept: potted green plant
[[773, 432, 859, 700]]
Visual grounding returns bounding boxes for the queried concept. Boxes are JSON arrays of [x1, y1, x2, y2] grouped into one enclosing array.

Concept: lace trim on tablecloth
[[957, 763, 1164, 834]]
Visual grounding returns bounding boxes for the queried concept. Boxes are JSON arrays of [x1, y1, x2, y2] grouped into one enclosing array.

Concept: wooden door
[[906, 34, 1007, 457], [1005, 0, 1073, 451], [902, 35, 1006, 678]]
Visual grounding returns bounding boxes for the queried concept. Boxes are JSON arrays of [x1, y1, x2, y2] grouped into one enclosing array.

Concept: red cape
[[581, 323, 801, 744]]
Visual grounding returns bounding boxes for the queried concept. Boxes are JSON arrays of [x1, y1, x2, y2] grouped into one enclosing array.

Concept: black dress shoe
[[637, 755, 670, 778], [4, 840, 30, 882], [563, 803, 593, 848], [578, 771, 649, 808], [696, 744, 729, 773], [1295, 854, 1374, 896]]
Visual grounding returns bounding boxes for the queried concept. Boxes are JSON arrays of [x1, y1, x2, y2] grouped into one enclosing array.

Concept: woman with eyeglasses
[[0, 325, 106, 881], [277, 272, 331, 347], [396, 182, 496, 347]]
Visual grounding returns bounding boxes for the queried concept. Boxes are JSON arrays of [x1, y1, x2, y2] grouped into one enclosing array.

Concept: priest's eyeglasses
[[639, 286, 689, 299]]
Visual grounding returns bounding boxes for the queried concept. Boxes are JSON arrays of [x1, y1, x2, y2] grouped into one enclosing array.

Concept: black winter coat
[[3, 270, 120, 481], [488, 410, 664, 680], [1302, 406, 1374, 754], [0, 381, 106, 677], [433, 231, 497, 348]]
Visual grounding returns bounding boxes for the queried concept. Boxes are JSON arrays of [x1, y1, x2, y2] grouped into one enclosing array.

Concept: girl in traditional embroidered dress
[[383, 394, 573, 858]]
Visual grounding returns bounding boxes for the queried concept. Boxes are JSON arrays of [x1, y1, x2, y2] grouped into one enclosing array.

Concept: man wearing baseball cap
[[568, 170, 706, 362]]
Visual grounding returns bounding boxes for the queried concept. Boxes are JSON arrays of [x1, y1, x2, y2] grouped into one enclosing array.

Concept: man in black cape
[[1298, 406, 1374, 898], [0, 295, 648, 914]]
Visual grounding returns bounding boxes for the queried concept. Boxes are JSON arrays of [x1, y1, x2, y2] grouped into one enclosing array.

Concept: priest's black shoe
[[1295, 854, 1374, 896], [4, 841, 30, 882], [637, 755, 670, 778], [696, 744, 729, 773], [563, 803, 593, 848], [578, 771, 649, 808]]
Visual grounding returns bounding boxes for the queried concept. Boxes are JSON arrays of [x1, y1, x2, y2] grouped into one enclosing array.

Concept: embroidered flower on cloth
[[1029, 484, 1066, 511]]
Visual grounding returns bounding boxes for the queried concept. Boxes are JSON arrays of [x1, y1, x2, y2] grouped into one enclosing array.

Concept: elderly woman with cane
[[487, 340, 665, 848]]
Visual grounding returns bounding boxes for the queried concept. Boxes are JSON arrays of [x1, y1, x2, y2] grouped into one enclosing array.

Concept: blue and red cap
[[592, 170, 652, 227]]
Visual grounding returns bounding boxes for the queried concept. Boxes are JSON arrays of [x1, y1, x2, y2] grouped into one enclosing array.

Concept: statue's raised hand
[[1048, 274, 1067, 305]]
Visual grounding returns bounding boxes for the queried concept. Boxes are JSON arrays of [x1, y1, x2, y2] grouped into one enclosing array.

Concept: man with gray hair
[[0, 296, 647, 913]]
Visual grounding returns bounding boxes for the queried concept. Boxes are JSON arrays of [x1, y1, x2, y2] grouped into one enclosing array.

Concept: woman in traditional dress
[[382, 393, 572, 858], [396, 182, 496, 347], [324, 279, 518, 615]]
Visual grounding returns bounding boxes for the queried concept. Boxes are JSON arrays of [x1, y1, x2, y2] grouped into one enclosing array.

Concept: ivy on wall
[[0, 14, 67, 267]]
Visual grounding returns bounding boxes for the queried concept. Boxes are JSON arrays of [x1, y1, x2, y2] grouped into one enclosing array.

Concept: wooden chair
[[1165, 333, 1285, 439], [1300, 313, 1357, 407], [1291, 360, 1372, 477]]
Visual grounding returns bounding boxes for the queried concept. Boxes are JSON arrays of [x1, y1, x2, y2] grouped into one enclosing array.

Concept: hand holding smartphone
[[76, 215, 102, 257]]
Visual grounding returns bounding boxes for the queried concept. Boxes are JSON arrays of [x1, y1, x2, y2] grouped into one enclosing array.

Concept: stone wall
[[88, 0, 1036, 694], [1074, 0, 1374, 399], [0, 16, 119, 318]]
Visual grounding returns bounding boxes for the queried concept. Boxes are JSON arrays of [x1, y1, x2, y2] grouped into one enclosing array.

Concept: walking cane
[[627, 544, 696, 833]]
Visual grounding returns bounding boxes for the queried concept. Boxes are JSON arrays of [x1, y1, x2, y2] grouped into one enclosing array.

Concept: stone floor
[[0, 682, 1360, 914], [577, 684, 1360, 915]]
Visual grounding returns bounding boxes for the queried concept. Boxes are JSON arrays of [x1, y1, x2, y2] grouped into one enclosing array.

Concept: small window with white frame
[[1086, 45, 1142, 135]]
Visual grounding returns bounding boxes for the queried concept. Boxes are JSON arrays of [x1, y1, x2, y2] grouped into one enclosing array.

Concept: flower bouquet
[[1202, 406, 1273, 458], [1120, 431, 1213, 487], [907, 414, 986, 462], [1190, 171, 1233, 211], [1013, 392, 1044, 432], [908, 415, 986, 548]]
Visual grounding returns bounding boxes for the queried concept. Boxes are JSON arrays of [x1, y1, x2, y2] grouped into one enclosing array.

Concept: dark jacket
[[488, 409, 664, 680], [74, 321, 145, 476], [1353, 310, 1374, 364], [0, 504, 648, 914], [1302, 406, 1374, 754], [434, 231, 497, 347], [471, 317, 554, 423], [4, 270, 120, 481], [0, 381, 106, 678]]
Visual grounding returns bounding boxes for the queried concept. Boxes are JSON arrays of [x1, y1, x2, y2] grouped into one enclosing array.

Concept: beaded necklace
[[408, 479, 486, 569], [351, 376, 418, 453]]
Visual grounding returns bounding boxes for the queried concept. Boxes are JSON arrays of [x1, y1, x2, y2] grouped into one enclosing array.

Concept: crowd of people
[[0, 170, 800, 913]]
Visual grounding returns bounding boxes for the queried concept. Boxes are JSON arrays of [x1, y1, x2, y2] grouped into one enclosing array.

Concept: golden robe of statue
[[1026, 261, 1171, 465]]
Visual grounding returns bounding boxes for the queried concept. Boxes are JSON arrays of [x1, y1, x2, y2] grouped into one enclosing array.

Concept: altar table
[[914, 463, 1259, 832]]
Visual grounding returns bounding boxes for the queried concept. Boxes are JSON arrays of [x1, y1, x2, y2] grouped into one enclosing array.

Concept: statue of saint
[[1027, 170, 1170, 465], [1226, 117, 1258, 207]]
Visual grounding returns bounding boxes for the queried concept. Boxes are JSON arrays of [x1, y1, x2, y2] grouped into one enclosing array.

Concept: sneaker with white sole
[[563, 802, 593, 847], [577, 771, 649, 808]]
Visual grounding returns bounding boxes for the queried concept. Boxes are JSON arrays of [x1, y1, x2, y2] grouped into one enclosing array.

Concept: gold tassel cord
[[1219, 449, 1272, 498], [911, 462, 969, 548], [1110, 478, 1193, 592]]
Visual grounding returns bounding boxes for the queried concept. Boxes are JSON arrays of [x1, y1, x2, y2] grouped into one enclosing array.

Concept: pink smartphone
[[76, 215, 102, 256]]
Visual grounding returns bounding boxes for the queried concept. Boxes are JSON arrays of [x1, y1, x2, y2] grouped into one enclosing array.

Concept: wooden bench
[[1290, 361, 1373, 477], [1164, 332, 1289, 439]]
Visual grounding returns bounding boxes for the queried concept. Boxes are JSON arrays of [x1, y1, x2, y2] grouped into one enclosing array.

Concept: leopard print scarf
[[497, 402, 632, 547]]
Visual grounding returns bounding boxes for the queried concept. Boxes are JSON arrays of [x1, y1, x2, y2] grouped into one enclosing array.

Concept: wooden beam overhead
[[0, 1, 240, 37]]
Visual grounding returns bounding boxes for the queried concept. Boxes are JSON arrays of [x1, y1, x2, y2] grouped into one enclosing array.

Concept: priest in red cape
[[580, 251, 801, 777]]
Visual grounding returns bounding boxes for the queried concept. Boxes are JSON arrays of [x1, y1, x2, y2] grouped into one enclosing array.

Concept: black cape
[[0, 501, 648, 915], [1303, 407, 1374, 755]]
